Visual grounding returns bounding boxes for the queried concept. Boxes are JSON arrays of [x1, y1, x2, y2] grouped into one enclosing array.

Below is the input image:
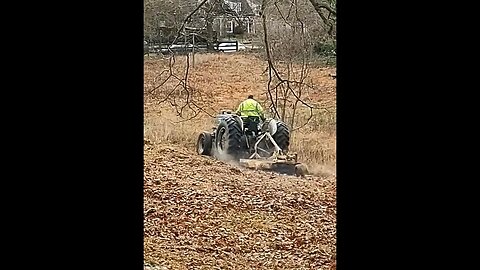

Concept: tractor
[[196, 110, 300, 175]]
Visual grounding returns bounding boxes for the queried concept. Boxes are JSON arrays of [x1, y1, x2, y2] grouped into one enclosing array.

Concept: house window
[[226, 20, 234, 34], [246, 20, 255, 34], [228, 2, 241, 14]]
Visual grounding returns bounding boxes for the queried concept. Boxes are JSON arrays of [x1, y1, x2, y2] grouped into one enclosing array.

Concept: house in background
[[213, 0, 261, 38], [145, 0, 263, 47]]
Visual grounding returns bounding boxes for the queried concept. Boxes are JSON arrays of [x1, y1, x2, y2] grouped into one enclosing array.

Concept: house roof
[[224, 0, 261, 16]]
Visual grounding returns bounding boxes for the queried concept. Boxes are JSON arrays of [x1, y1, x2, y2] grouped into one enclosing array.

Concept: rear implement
[[239, 129, 301, 175]]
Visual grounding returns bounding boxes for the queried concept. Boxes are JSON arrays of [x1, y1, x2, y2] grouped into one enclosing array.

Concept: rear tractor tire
[[272, 121, 290, 153], [215, 117, 243, 159]]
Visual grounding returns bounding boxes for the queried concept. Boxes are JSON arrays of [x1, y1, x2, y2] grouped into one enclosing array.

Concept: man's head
[[248, 95, 254, 99]]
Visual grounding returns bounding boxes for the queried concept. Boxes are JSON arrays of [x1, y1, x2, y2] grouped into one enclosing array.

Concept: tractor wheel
[[196, 132, 212, 155], [215, 117, 243, 158], [272, 121, 290, 153]]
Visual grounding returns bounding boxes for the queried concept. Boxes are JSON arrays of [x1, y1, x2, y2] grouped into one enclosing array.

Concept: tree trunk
[[308, 0, 336, 17], [206, 17, 215, 51], [308, 0, 336, 35]]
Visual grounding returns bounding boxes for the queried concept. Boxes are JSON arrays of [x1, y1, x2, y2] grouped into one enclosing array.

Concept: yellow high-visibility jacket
[[236, 98, 264, 118]]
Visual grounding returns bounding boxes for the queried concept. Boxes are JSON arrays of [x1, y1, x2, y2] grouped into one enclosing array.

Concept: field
[[144, 53, 336, 269], [144, 53, 336, 175]]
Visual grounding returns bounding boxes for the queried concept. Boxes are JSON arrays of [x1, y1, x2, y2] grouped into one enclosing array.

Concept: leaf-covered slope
[[144, 143, 336, 269]]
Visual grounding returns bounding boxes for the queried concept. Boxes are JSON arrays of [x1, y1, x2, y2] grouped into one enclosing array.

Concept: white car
[[216, 41, 246, 52]]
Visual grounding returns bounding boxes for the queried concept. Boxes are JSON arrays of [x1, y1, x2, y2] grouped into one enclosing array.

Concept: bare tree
[[146, 0, 219, 121], [259, 0, 335, 131]]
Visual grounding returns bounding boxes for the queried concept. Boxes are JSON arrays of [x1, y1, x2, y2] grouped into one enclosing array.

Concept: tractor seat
[[243, 116, 261, 132]]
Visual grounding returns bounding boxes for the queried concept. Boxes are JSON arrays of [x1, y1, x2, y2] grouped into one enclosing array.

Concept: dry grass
[[144, 108, 212, 147], [144, 53, 336, 176]]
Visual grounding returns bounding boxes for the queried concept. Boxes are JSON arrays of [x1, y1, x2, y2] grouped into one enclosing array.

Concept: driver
[[235, 95, 265, 121]]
